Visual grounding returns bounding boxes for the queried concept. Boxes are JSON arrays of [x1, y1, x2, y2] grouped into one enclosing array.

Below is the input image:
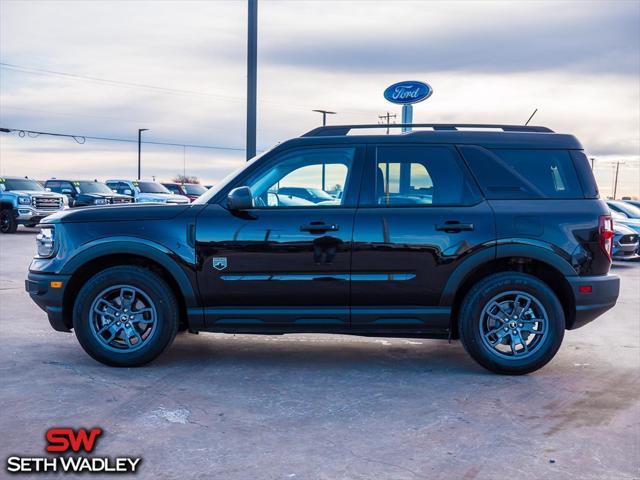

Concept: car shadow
[[149, 333, 485, 376], [611, 262, 639, 269]]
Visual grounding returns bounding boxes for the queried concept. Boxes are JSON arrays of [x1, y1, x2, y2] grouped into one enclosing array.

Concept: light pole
[[137, 128, 148, 180], [246, 0, 257, 161], [312, 109, 336, 126]]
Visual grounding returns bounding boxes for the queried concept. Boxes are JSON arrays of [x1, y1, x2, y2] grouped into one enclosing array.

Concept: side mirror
[[123, 189, 133, 196], [61, 188, 73, 195], [227, 186, 253, 211], [0, 184, 6, 192]]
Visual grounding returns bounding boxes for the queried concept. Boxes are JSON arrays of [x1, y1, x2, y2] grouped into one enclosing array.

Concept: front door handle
[[435, 221, 474, 232], [300, 222, 339, 233]]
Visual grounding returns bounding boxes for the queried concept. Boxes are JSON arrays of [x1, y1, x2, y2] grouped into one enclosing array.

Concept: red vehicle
[[161, 182, 208, 202]]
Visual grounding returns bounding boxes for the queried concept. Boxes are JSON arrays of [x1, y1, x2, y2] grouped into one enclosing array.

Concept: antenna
[[525, 108, 538, 126]]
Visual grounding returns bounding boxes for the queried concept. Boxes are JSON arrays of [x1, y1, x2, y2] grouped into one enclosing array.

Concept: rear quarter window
[[458, 146, 584, 199]]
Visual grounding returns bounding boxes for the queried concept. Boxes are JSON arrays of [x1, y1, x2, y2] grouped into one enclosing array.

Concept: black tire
[[0, 209, 18, 233], [73, 266, 179, 367], [458, 272, 565, 375]]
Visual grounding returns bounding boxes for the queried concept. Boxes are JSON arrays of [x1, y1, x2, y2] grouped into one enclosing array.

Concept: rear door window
[[369, 145, 481, 207], [459, 146, 584, 199]]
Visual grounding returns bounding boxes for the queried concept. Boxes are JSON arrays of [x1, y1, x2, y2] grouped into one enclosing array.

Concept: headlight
[[36, 227, 56, 258], [18, 196, 31, 205], [94, 198, 107, 205]]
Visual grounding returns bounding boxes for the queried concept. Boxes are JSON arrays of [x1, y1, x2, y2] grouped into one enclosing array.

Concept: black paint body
[[27, 130, 619, 337]]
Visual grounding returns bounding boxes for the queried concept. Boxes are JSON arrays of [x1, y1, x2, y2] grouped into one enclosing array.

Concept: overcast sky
[[1, 0, 639, 196]]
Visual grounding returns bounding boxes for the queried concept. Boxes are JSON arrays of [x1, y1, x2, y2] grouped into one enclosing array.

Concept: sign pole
[[401, 104, 413, 133]]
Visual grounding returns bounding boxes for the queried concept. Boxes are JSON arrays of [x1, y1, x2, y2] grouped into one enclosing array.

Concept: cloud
[[0, 0, 638, 195], [260, 1, 640, 75]]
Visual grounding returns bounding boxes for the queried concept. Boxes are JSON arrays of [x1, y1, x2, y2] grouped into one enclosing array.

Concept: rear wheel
[[459, 272, 565, 375], [73, 266, 179, 367], [0, 210, 18, 233]]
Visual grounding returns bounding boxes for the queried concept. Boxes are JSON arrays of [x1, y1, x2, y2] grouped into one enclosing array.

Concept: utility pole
[[137, 128, 148, 180], [311, 109, 336, 191], [312, 109, 336, 126], [378, 112, 397, 134], [613, 160, 625, 199], [246, 0, 257, 161]]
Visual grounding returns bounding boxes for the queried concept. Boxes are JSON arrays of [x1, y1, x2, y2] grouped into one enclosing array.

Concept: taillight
[[599, 215, 614, 260]]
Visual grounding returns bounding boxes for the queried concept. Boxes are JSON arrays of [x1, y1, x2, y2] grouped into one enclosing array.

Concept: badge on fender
[[212, 257, 228, 271]]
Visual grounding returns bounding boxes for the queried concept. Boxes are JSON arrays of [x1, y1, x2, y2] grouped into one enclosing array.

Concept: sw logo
[[212, 257, 228, 271], [46, 427, 102, 453], [5, 427, 142, 474]]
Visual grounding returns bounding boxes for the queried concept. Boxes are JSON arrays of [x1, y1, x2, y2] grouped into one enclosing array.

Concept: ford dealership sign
[[384, 81, 433, 105]]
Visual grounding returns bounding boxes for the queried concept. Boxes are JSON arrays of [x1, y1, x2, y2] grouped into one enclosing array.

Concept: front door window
[[243, 147, 355, 208]]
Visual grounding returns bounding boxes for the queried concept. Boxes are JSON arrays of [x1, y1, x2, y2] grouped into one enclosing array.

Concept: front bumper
[[16, 206, 65, 223], [25, 272, 71, 332], [567, 274, 620, 330]]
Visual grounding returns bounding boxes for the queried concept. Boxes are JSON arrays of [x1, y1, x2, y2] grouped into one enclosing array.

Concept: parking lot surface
[[1, 228, 639, 480]]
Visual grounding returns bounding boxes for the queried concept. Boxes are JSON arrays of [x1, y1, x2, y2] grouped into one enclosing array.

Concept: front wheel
[[458, 272, 565, 375], [0, 210, 18, 233], [73, 266, 179, 367]]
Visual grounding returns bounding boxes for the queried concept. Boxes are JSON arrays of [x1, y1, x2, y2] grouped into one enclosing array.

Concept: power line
[[0, 127, 246, 151], [0, 62, 241, 102], [0, 62, 379, 116]]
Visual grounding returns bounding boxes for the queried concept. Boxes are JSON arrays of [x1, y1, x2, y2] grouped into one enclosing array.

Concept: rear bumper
[[567, 274, 620, 330], [25, 272, 71, 332]]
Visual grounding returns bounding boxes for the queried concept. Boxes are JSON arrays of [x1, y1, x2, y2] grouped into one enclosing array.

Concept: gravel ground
[[1, 227, 639, 479]]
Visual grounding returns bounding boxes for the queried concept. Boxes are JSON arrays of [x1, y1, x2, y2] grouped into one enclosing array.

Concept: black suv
[[26, 124, 620, 374], [44, 179, 133, 207]]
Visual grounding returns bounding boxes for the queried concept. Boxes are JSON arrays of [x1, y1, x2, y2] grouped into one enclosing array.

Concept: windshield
[[1, 178, 44, 191], [194, 150, 268, 205], [136, 182, 171, 194], [184, 184, 207, 195], [611, 201, 640, 219], [76, 181, 114, 194]]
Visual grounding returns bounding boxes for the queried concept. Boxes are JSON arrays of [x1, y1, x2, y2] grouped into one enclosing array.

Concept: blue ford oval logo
[[383, 81, 433, 105]]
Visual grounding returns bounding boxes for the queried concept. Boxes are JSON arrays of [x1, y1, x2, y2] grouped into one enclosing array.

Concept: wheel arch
[[442, 247, 576, 338], [60, 240, 202, 331]]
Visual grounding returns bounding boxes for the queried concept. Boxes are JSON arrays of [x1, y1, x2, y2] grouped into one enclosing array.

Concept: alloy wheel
[[479, 290, 549, 359], [89, 285, 158, 352]]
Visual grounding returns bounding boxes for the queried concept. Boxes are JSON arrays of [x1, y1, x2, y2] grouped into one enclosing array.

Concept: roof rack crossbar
[[302, 123, 554, 137]]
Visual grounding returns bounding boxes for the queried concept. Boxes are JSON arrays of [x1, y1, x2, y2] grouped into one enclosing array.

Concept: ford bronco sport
[[26, 124, 620, 374]]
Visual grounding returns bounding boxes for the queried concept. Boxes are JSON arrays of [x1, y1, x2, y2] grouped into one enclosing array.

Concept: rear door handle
[[435, 221, 474, 232], [300, 222, 339, 233]]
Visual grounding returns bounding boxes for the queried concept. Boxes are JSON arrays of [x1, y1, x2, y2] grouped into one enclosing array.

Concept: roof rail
[[302, 123, 554, 137]]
